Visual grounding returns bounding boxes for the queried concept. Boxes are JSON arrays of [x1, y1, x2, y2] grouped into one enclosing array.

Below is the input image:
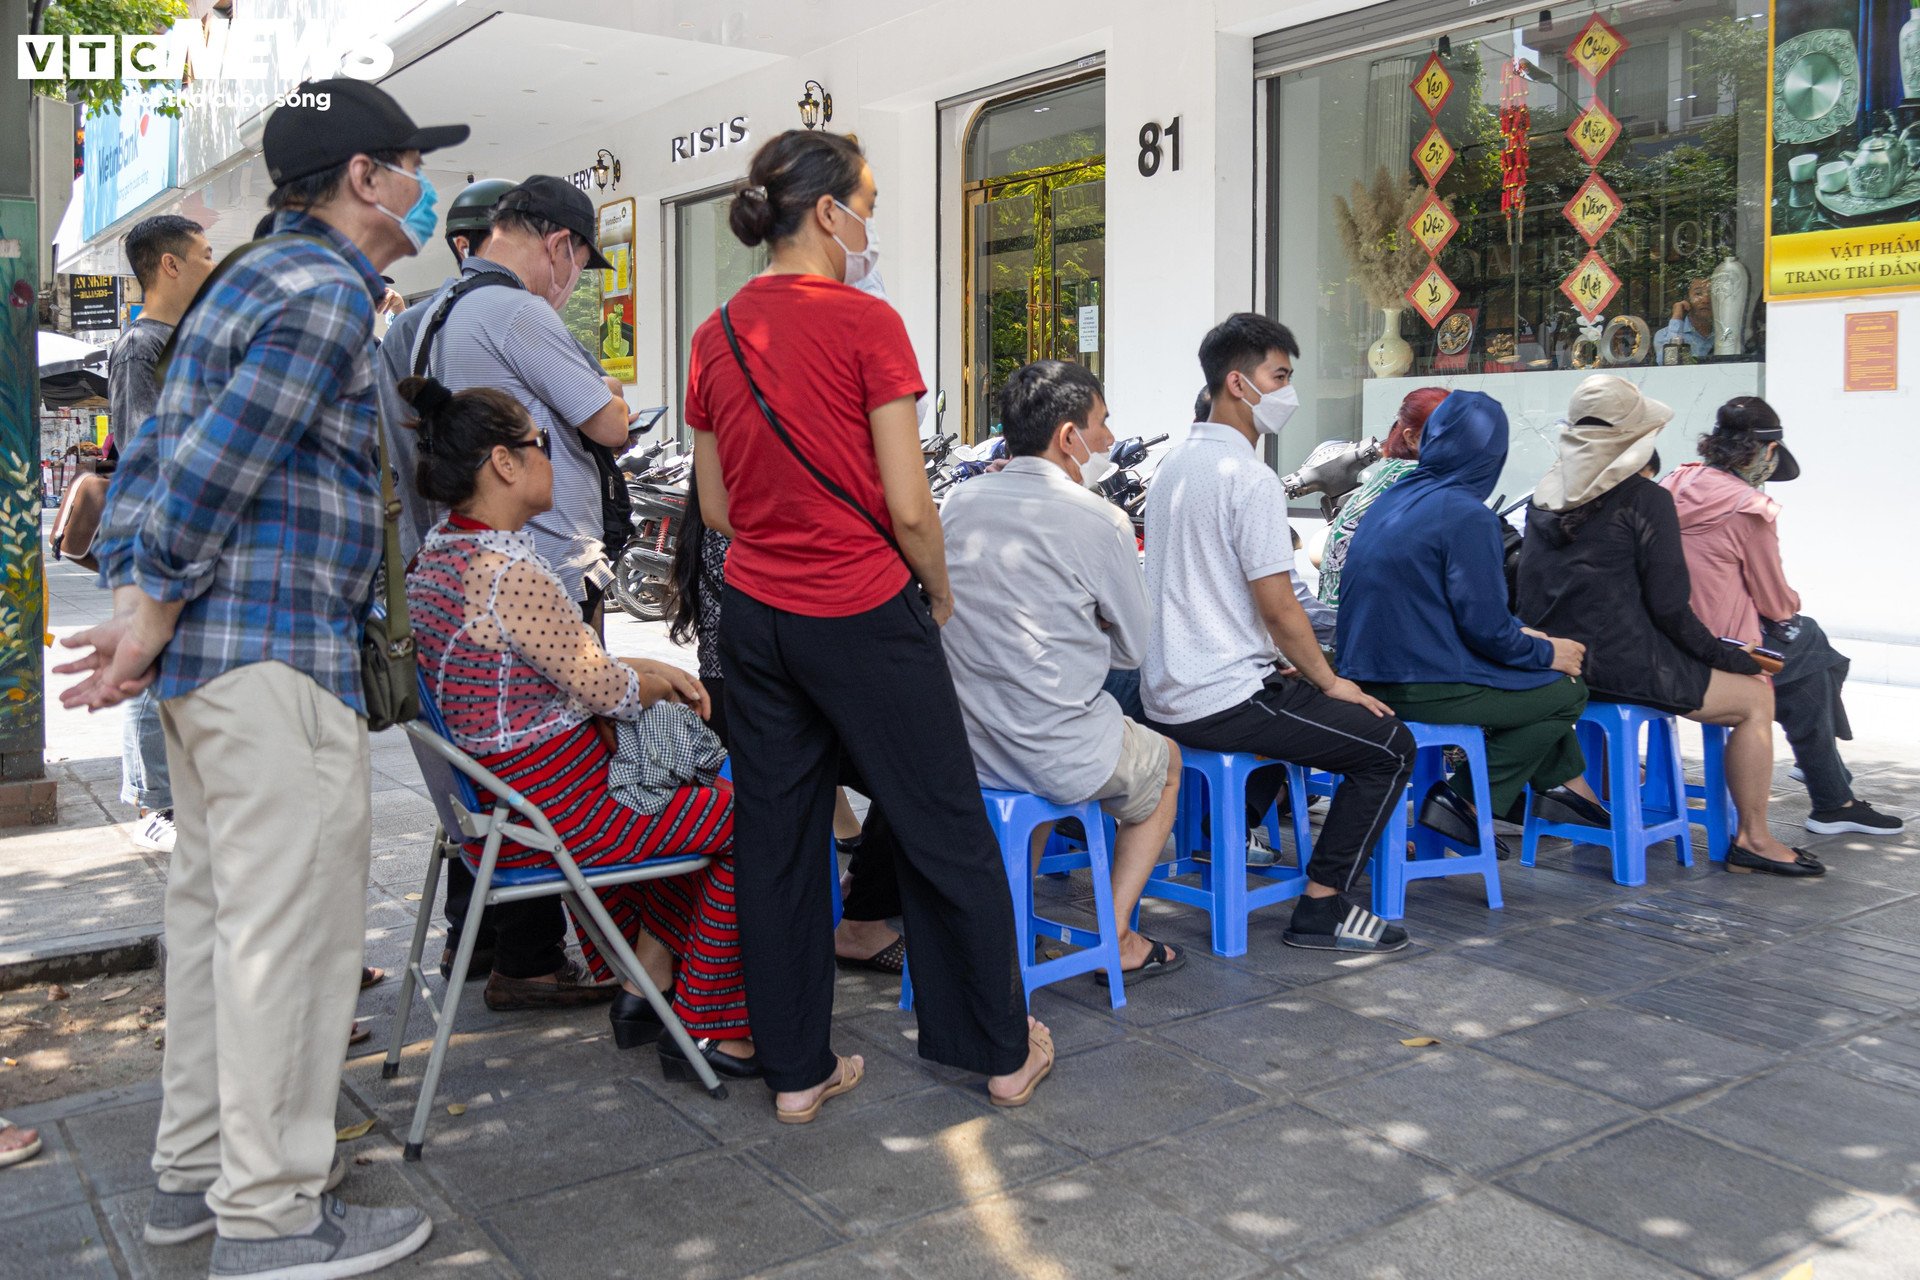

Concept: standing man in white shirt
[[1142, 313, 1416, 953], [940, 361, 1186, 981]]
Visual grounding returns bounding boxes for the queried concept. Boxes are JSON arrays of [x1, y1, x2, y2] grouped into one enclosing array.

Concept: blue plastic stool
[[1371, 723, 1505, 920], [1684, 722, 1737, 862], [1142, 751, 1311, 957], [716, 758, 843, 925], [902, 790, 1127, 1011], [1522, 702, 1691, 886]]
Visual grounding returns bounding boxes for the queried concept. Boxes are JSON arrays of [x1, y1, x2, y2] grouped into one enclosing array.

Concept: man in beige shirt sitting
[[939, 360, 1185, 983]]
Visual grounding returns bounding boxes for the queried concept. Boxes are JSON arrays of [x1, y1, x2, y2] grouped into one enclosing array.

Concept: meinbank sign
[[19, 18, 395, 112]]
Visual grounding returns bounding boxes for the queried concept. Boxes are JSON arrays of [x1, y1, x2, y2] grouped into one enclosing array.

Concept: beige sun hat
[[1534, 375, 1674, 512]]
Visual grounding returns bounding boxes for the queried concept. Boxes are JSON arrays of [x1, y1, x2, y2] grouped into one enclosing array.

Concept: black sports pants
[[1148, 673, 1415, 894]]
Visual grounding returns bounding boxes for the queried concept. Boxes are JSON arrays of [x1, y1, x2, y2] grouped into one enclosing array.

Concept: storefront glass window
[[1265, 0, 1768, 502], [675, 189, 769, 431]]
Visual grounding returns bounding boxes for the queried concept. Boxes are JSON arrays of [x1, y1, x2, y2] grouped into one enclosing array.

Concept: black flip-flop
[[359, 967, 384, 990], [1112, 937, 1186, 986], [835, 937, 906, 975]]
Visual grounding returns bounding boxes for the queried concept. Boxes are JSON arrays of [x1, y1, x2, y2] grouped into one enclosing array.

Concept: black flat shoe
[[1418, 783, 1511, 859], [660, 1035, 762, 1082], [1533, 786, 1611, 829], [1727, 845, 1825, 877], [609, 989, 666, 1051]]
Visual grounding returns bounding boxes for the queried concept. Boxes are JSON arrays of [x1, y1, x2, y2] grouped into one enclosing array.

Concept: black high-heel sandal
[[609, 989, 666, 1050], [660, 1035, 763, 1081]]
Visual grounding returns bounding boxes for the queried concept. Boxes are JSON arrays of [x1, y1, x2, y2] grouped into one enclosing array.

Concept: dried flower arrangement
[[1331, 167, 1430, 311]]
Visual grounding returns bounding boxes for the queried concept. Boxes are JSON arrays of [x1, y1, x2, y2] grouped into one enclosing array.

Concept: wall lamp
[[798, 79, 832, 130], [590, 148, 621, 190]]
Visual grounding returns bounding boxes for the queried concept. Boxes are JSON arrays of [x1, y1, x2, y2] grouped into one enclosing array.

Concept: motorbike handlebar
[[1281, 438, 1382, 500]]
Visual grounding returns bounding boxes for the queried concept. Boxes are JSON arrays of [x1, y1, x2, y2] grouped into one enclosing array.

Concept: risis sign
[[672, 116, 747, 163]]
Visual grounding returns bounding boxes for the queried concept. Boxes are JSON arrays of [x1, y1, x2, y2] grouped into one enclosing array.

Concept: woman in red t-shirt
[[687, 130, 1052, 1121]]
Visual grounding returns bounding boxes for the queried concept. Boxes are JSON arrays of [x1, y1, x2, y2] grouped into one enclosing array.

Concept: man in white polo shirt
[[940, 361, 1186, 982], [1142, 313, 1416, 953]]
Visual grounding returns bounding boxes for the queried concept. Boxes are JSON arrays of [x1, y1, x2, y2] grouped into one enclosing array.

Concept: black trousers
[[1148, 673, 1415, 894], [721, 583, 1027, 1091], [706, 676, 902, 924]]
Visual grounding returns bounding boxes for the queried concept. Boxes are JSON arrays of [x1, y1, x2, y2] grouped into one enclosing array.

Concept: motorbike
[[1096, 434, 1169, 541], [609, 440, 690, 624], [1281, 437, 1383, 520]]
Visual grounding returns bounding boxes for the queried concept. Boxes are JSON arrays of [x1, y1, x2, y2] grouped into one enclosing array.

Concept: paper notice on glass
[[1844, 312, 1898, 393], [1078, 305, 1099, 353]]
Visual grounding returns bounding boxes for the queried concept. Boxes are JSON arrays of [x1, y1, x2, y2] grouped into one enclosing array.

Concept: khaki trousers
[[150, 662, 371, 1239]]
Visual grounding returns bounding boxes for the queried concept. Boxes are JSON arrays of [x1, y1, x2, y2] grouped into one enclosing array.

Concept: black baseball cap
[[495, 175, 614, 270], [263, 78, 469, 186]]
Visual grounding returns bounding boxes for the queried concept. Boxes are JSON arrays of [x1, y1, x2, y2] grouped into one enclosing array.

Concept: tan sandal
[[775, 1054, 864, 1125], [989, 1026, 1054, 1108]]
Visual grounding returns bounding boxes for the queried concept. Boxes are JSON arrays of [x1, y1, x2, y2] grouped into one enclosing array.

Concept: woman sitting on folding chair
[[397, 375, 759, 1083]]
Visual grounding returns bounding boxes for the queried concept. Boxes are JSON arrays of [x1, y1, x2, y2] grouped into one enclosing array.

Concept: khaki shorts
[[1091, 717, 1173, 826]]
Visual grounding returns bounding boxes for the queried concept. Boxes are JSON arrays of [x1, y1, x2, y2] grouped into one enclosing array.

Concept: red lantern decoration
[[1498, 60, 1530, 244]]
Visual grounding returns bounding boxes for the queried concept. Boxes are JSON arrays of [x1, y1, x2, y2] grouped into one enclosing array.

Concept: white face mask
[[1236, 375, 1299, 437], [543, 234, 582, 310], [830, 199, 881, 287], [1067, 426, 1117, 491], [852, 265, 888, 300]]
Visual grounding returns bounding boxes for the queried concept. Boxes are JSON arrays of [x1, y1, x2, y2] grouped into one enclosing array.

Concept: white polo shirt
[[1142, 420, 1295, 724]]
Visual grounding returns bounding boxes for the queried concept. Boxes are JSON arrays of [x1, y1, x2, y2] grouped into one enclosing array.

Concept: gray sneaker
[[145, 1157, 346, 1246], [209, 1197, 430, 1279]]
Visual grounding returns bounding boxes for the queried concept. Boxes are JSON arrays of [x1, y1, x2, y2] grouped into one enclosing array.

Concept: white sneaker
[[132, 810, 176, 854]]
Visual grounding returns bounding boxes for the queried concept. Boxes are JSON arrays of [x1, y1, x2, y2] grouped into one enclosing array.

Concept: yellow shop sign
[[1768, 227, 1920, 301]]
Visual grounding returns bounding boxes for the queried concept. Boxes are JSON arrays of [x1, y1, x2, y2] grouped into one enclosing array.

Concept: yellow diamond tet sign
[[1407, 193, 1460, 257], [1567, 15, 1627, 82], [1566, 100, 1621, 167], [1560, 251, 1621, 320], [1413, 127, 1456, 187], [1405, 262, 1460, 327], [1563, 174, 1623, 247], [1411, 54, 1454, 116]]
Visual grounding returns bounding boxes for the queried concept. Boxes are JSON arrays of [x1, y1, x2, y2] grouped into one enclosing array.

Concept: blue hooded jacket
[[1335, 391, 1558, 690]]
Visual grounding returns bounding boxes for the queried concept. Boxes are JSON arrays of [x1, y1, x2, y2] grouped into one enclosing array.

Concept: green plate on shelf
[[1773, 29, 1858, 146]]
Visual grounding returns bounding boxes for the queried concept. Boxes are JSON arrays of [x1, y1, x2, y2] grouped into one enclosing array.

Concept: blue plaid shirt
[[94, 211, 385, 712]]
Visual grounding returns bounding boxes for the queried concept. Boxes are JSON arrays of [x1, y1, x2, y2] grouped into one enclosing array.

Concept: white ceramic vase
[[1902, 10, 1920, 103], [1709, 254, 1749, 357], [1367, 308, 1414, 378]]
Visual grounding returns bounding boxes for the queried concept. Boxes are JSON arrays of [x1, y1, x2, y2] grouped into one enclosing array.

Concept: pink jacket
[[1661, 462, 1799, 647]]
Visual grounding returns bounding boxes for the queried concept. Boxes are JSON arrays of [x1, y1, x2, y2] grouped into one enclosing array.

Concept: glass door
[[961, 76, 1105, 442], [673, 188, 769, 437]]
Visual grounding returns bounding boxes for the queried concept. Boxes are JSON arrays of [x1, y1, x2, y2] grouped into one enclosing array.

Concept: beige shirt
[[939, 457, 1149, 804]]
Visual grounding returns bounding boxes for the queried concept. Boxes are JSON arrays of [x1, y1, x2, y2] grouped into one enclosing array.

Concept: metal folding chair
[[383, 684, 727, 1161]]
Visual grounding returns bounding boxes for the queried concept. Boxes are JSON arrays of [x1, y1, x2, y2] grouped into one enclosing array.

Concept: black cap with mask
[[494, 176, 614, 270], [1712, 395, 1798, 483], [262, 79, 468, 186]]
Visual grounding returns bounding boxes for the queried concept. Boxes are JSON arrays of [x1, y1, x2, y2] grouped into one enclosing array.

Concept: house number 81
[[1138, 117, 1182, 177]]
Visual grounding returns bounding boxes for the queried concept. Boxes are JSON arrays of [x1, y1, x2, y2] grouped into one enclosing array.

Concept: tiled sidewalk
[[5, 550, 1919, 1279]]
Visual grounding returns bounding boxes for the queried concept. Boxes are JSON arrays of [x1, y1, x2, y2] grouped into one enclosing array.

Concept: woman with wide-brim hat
[[1515, 375, 1823, 878]]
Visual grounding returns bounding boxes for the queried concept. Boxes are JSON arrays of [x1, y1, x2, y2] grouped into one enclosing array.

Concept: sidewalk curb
[[0, 926, 160, 991]]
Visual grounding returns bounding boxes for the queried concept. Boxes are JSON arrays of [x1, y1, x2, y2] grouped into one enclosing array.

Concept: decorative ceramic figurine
[[1367, 308, 1414, 378], [1709, 254, 1750, 357]]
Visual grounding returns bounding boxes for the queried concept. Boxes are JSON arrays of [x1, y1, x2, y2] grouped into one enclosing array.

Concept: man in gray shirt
[[940, 360, 1185, 983], [108, 215, 214, 854]]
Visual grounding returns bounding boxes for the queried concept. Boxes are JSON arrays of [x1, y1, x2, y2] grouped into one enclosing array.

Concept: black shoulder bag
[[718, 301, 909, 570], [414, 274, 633, 563]]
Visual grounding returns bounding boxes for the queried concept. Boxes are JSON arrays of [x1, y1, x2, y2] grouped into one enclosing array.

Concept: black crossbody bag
[[718, 301, 911, 575]]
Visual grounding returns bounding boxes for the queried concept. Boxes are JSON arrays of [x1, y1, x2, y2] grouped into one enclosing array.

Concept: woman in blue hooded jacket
[[1336, 391, 1608, 845]]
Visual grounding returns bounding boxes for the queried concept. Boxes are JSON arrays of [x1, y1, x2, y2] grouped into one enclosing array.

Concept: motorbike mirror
[[936, 390, 947, 414]]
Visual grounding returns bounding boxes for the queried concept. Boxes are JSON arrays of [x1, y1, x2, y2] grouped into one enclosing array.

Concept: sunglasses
[[492, 428, 550, 461]]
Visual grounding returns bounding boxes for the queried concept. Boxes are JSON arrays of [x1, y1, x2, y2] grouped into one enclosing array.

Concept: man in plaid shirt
[[62, 80, 466, 1280]]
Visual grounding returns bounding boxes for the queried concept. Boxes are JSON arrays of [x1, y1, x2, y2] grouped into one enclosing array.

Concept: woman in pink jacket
[[1664, 398, 1902, 839]]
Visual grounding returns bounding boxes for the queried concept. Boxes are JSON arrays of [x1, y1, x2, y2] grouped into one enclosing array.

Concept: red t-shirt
[[686, 274, 925, 617]]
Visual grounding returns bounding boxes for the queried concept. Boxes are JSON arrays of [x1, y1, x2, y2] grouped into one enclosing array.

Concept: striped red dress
[[407, 515, 746, 1041]]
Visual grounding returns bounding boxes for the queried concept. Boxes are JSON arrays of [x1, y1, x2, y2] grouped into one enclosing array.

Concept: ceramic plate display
[[1436, 311, 1475, 357], [1814, 169, 1920, 220], [1773, 29, 1859, 145]]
